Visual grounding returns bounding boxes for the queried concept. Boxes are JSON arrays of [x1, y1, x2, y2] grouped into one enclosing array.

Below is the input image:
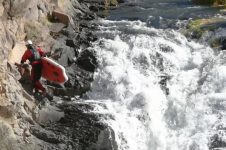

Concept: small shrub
[[24, 21, 42, 42]]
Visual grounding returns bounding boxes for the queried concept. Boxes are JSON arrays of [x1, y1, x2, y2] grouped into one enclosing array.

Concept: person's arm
[[37, 47, 46, 57], [21, 50, 29, 64]]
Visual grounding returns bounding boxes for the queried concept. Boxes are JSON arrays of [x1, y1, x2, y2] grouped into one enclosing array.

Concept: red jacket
[[21, 47, 45, 66]]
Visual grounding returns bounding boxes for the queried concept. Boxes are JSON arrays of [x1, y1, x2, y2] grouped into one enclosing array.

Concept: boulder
[[76, 49, 98, 72], [87, 127, 118, 150], [52, 10, 70, 26], [221, 38, 226, 50], [51, 39, 75, 67], [65, 63, 93, 93]]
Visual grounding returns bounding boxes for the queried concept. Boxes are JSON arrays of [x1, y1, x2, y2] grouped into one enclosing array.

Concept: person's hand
[[20, 60, 25, 65]]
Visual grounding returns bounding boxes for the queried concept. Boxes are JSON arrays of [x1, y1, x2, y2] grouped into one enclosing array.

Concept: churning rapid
[[86, 1, 226, 150]]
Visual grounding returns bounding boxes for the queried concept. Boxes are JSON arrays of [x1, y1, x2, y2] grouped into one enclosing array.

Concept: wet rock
[[84, 0, 105, 5], [85, 13, 96, 20], [39, 102, 118, 150], [209, 134, 226, 149], [221, 38, 226, 50], [66, 38, 80, 55], [87, 32, 98, 42], [65, 64, 93, 94], [76, 49, 98, 72], [34, 105, 64, 125], [77, 30, 90, 46], [30, 126, 61, 144], [89, 5, 99, 12], [80, 3, 91, 13], [88, 127, 118, 150], [117, 0, 125, 3]]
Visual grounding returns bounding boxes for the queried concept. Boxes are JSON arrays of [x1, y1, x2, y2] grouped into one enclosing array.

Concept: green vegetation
[[188, 18, 225, 29], [97, 0, 119, 18], [105, 0, 118, 7], [185, 18, 225, 39], [24, 21, 42, 42], [24, 17, 52, 43]]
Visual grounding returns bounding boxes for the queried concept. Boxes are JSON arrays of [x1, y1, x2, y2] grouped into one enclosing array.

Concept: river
[[86, 0, 226, 150]]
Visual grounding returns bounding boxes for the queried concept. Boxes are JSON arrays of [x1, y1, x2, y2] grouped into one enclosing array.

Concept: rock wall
[[0, 0, 121, 149]]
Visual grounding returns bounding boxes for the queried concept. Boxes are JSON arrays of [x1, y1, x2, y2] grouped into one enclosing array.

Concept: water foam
[[86, 19, 226, 150]]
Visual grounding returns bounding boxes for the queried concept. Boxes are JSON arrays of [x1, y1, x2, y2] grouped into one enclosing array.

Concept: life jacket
[[28, 46, 41, 63]]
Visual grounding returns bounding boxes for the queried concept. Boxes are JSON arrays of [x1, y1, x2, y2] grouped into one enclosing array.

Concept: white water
[[86, 19, 226, 150]]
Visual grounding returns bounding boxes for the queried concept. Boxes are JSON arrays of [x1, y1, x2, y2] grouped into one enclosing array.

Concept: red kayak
[[41, 57, 68, 84]]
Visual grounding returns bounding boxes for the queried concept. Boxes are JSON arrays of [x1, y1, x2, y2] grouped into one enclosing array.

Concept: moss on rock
[[185, 18, 225, 39]]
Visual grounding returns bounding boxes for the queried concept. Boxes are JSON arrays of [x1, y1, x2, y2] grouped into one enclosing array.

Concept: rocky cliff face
[[0, 0, 120, 149]]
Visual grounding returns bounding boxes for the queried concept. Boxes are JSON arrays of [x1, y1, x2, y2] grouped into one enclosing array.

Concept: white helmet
[[26, 40, 33, 45]]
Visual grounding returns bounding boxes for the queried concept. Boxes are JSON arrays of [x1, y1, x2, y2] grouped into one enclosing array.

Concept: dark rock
[[30, 126, 61, 144], [88, 33, 98, 42], [66, 39, 77, 48], [83, 0, 105, 5], [76, 49, 98, 72], [158, 75, 170, 95], [117, 0, 125, 3], [80, 21, 92, 28], [65, 39, 79, 57], [221, 38, 226, 50], [65, 63, 93, 94], [89, 5, 99, 12], [83, 13, 96, 20], [87, 127, 118, 150], [40, 102, 118, 150], [77, 30, 91, 46], [80, 3, 91, 13], [209, 134, 226, 149]]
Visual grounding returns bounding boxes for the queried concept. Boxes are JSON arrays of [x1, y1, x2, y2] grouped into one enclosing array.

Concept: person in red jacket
[[21, 40, 46, 95]]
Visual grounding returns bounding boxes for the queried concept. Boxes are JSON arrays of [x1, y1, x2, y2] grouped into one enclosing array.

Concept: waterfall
[[86, 19, 226, 150]]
